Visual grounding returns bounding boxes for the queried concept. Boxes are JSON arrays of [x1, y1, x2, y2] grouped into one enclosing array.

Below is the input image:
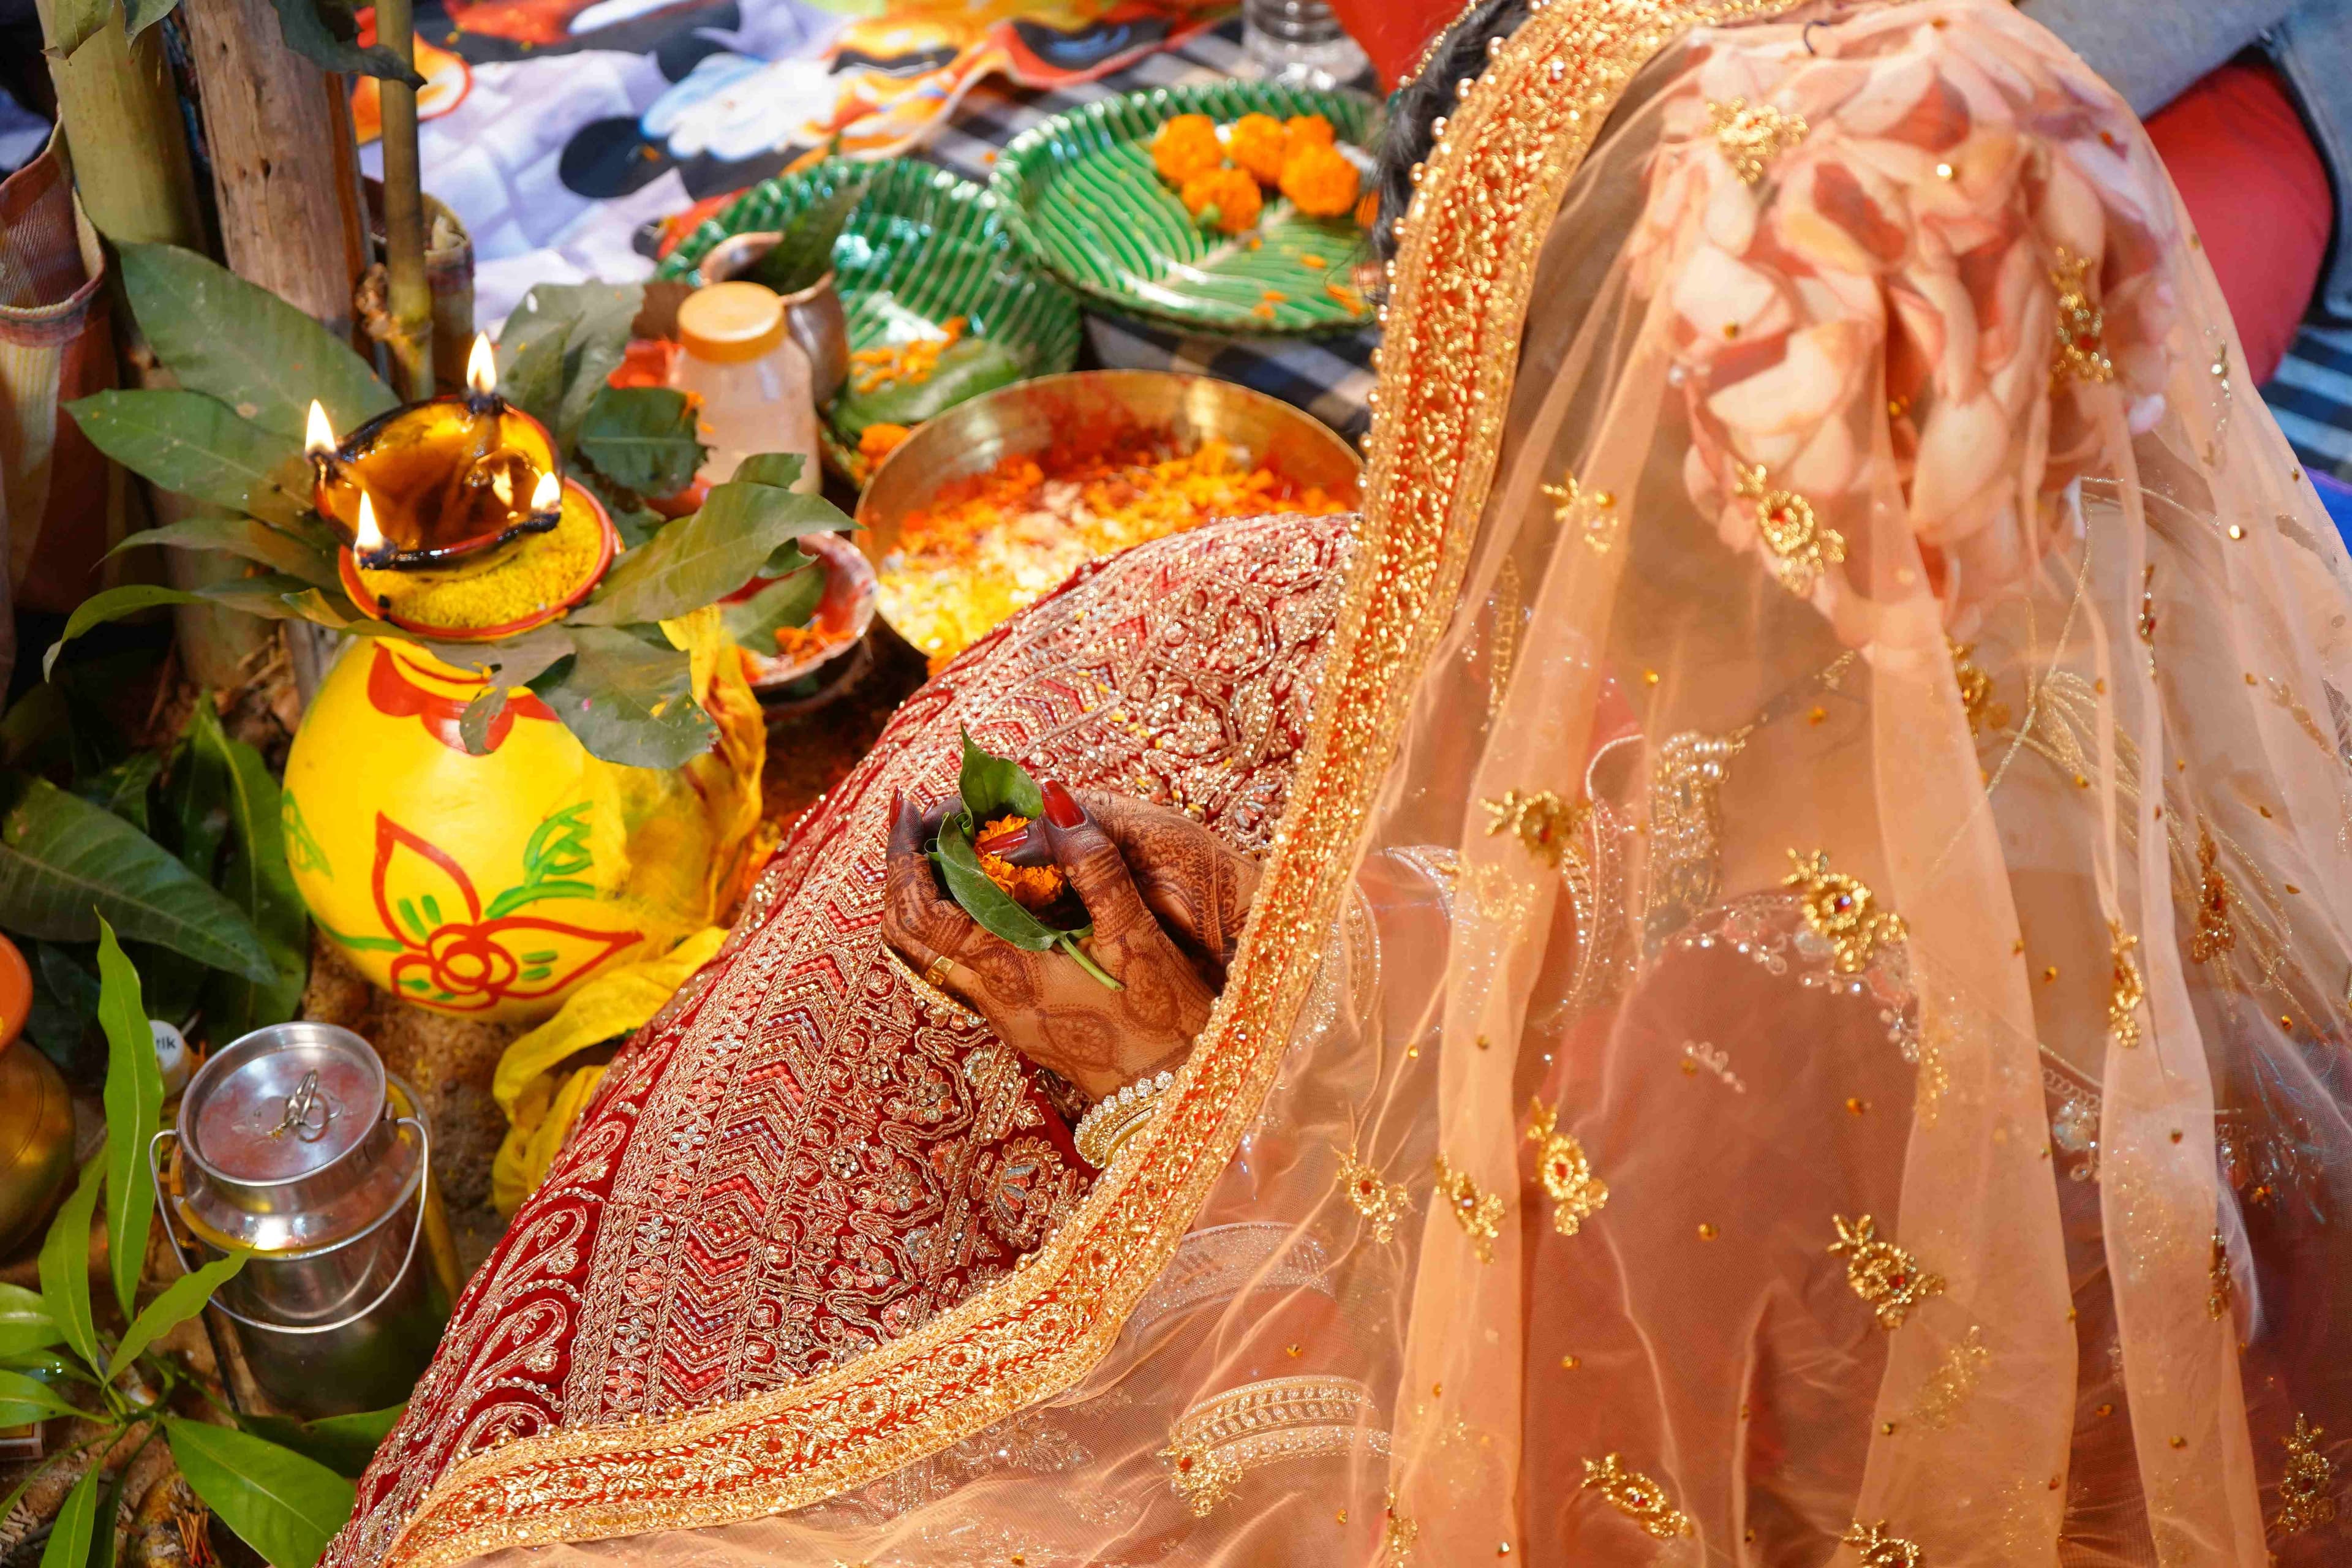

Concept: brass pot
[[0, 937, 73, 1259]]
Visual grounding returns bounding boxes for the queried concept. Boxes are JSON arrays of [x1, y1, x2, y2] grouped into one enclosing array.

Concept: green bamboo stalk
[[32, 0, 268, 689], [373, 0, 435, 399]]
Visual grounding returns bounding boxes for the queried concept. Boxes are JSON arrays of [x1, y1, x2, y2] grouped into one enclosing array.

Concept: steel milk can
[[152, 1023, 455, 1417]]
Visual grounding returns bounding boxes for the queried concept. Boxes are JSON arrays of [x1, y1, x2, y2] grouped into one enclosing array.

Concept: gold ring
[[922, 952, 956, 990]]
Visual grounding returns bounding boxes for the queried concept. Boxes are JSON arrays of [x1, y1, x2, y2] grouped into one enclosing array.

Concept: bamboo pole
[[32, 0, 268, 689], [373, 0, 435, 400], [181, 0, 377, 703]]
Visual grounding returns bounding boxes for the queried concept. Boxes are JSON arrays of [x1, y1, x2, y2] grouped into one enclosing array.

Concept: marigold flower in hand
[[977, 815, 1066, 911], [1226, 113, 1289, 183], [1181, 167, 1263, 234], [1151, 115, 1225, 184], [1279, 142, 1360, 217]]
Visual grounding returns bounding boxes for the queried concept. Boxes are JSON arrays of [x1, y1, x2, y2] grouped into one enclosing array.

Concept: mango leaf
[[719, 567, 822, 655], [954, 725, 1046, 821], [37, 1457, 102, 1568], [496, 284, 641, 448], [829, 337, 1025, 442], [126, 0, 179, 37], [95, 921, 162, 1321], [0, 773, 273, 982], [0, 1367, 83, 1426], [67, 390, 311, 528], [162, 732, 230, 884], [37, 1158, 102, 1374], [25, 943, 100, 1076], [267, 0, 421, 83], [115, 243, 393, 442], [568, 472, 845, 628], [236, 1406, 404, 1479], [742, 178, 868, 297], [108, 513, 337, 590], [45, 575, 330, 677], [165, 1418, 355, 1568], [108, 1253, 245, 1380], [0, 1285, 59, 1360], [189, 706, 307, 1039], [0, 1349, 94, 1383], [526, 628, 714, 770], [75, 751, 163, 834], [575, 386, 703, 499], [729, 453, 804, 490]]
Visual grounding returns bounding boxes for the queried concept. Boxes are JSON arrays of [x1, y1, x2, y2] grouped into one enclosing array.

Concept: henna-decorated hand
[[883, 782, 1240, 1101], [915, 787, 1261, 982]]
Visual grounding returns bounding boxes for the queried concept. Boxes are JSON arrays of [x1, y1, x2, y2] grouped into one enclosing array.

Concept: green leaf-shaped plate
[[990, 82, 1382, 336], [659, 159, 1082, 483]]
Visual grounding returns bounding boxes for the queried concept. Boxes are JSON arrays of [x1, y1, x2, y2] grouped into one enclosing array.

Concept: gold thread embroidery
[[1907, 1325, 1989, 1430], [1829, 1213, 1945, 1330], [1541, 470, 1622, 552], [1526, 1102, 1608, 1236], [1579, 1453, 1692, 1539], [1162, 1377, 1389, 1517], [2275, 1413, 2336, 1535], [2108, 920, 2145, 1048], [2051, 248, 2115, 386], [1382, 1501, 1419, 1566], [1949, 638, 2010, 736], [1336, 1150, 1412, 1243], [2190, 821, 2236, 962], [1708, 97, 1807, 184], [1841, 1519, 1924, 1567], [1735, 462, 1845, 595], [1488, 557, 1522, 720], [1435, 1153, 1504, 1262], [2207, 1231, 2233, 1322], [1480, 788, 1586, 866], [1785, 850, 1908, 973], [376, 6, 1815, 1561], [1647, 730, 1746, 935]]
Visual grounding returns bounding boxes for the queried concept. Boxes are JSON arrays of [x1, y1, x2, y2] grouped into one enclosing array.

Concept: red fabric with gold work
[[326, 512, 1352, 1567]]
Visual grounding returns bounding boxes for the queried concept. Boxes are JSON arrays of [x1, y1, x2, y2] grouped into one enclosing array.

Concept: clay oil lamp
[[319, 333, 617, 642]]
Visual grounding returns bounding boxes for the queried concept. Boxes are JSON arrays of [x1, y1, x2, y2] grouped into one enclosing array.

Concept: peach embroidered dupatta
[[349, 2, 2352, 1564]]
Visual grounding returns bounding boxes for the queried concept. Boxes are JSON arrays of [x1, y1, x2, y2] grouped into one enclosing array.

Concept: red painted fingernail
[[890, 786, 904, 820], [974, 822, 1030, 855], [1041, 780, 1084, 828]]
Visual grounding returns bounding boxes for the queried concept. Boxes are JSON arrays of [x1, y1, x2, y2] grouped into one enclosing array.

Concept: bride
[[328, 2, 2352, 1564]]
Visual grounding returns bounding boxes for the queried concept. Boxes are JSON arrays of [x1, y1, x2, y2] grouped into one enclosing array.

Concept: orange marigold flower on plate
[[1283, 113, 1336, 160], [859, 422, 912, 462], [1181, 167, 1262, 234], [1280, 142, 1360, 217], [1227, 113, 1289, 183], [1151, 114, 1224, 184]]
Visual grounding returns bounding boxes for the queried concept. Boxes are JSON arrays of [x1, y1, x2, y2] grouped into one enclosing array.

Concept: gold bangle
[[921, 952, 956, 990], [1074, 1069, 1175, 1167]]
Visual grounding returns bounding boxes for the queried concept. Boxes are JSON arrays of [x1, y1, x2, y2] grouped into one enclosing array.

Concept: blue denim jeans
[[2024, 0, 2352, 320]]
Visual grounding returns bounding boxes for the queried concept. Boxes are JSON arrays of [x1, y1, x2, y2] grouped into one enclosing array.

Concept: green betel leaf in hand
[[927, 729, 1117, 988]]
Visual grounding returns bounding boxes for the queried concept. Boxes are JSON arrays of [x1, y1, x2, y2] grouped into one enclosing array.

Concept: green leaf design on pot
[[660, 157, 1082, 480], [990, 81, 1383, 336]]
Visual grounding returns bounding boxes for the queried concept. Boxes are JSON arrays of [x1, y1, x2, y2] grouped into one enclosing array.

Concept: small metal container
[[153, 1023, 451, 1417]]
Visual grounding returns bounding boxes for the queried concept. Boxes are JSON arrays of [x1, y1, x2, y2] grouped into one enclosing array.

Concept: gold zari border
[[380, 5, 1803, 1562]]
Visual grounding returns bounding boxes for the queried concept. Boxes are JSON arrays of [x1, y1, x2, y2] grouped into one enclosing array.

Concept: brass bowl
[[855, 371, 1362, 656]]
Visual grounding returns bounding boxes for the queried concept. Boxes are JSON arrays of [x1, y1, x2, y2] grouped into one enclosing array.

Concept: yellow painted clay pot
[[282, 636, 760, 1022]]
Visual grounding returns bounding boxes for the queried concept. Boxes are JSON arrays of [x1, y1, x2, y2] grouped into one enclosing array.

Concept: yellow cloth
[[491, 925, 729, 1214]]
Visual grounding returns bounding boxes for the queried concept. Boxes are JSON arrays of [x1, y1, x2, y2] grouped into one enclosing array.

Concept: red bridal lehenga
[[331, 3, 2352, 1566]]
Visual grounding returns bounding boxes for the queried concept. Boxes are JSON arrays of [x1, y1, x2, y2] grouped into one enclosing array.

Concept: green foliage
[[164, 1419, 356, 1568], [496, 283, 642, 448], [0, 774, 272, 982], [0, 1284, 61, 1360], [741, 177, 867, 298], [236, 1406, 404, 1479], [186, 706, 309, 1039], [719, 566, 823, 657], [574, 386, 703, 499], [67, 392, 311, 529], [929, 729, 1117, 988], [266, 0, 424, 85], [38, 1462, 102, 1568], [527, 628, 714, 771], [95, 922, 161, 1321], [568, 455, 840, 627], [37, 1159, 102, 1371], [113, 244, 394, 442], [107, 1254, 244, 1379]]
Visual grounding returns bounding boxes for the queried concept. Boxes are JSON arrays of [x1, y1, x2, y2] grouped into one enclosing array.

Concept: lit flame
[[354, 491, 385, 557], [530, 470, 561, 513], [466, 332, 498, 398], [304, 399, 336, 458]]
